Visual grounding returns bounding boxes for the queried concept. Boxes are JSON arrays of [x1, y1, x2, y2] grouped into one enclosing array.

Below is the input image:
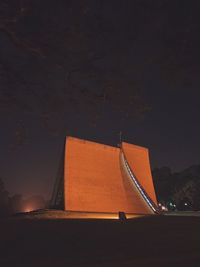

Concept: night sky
[[0, 1, 200, 199]]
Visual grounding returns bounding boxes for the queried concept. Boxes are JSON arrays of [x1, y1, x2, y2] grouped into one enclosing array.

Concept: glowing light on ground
[[24, 207, 35, 213]]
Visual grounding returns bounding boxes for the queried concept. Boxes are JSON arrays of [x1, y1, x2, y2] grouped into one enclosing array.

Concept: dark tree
[[153, 165, 200, 211], [0, 177, 10, 216], [9, 194, 23, 213]]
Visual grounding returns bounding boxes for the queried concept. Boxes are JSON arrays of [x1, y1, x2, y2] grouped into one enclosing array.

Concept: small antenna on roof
[[119, 131, 122, 143], [119, 131, 122, 147]]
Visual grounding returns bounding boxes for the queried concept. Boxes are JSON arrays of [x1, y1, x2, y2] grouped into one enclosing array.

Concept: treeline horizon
[[153, 164, 200, 210], [1, 163, 200, 217], [0, 178, 47, 217]]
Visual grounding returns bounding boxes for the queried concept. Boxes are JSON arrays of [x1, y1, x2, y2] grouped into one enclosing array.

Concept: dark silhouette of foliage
[[0, 177, 47, 216], [0, 177, 10, 216], [153, 165, 200, 210], [9, 194, 23, 213]]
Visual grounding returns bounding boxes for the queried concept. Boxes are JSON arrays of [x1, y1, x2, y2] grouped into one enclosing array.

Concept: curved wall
[[122, 142, 158, 205]]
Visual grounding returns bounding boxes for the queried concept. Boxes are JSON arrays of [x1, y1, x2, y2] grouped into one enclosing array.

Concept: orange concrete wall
[[122, 142, 158, 205], [64, 137, 157, 214]]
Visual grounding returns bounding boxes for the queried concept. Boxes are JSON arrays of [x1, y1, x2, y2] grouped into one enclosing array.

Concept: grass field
[[0, 211, 200, 267]]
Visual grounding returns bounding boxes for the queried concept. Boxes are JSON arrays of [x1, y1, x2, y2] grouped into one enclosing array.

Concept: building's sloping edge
[[66, 136, 119, 151], [121, 142, 158, 209], [120, 150, 158, 213], [50, 141, 65, 209]]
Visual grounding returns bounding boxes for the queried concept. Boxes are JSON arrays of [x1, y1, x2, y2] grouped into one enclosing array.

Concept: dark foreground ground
[[0, 212, 200, 267]]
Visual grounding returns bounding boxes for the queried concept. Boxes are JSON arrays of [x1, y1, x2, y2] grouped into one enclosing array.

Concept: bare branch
[[0, 24, 44, 57]]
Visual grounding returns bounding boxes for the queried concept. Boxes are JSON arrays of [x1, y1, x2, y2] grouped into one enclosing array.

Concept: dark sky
[[0, 1, 200, 199]]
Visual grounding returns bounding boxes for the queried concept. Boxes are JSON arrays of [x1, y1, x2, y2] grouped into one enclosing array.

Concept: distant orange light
[[24, 207, 34, 213]]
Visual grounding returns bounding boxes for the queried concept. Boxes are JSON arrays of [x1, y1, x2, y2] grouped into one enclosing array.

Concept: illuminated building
[[51, 136, 159, 215]]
